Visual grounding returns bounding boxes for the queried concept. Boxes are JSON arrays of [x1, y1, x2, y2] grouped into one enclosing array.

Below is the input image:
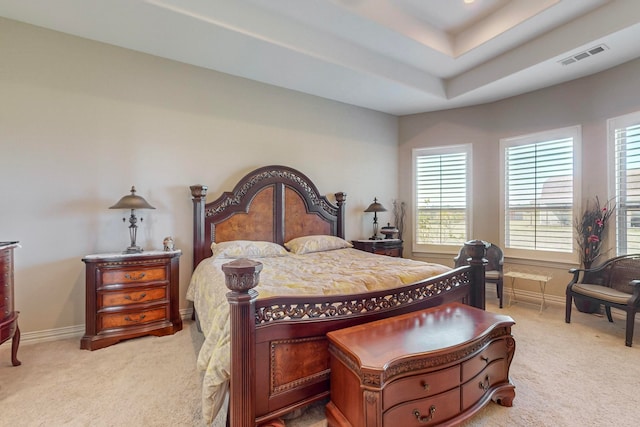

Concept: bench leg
[[625, 310, 635, 347]]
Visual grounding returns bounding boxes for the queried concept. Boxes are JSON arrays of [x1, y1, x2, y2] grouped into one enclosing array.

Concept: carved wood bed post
[[464, 240, 487, 309], [222, 259, 263, 427], [335, 192, 346, 239], [190, 185, 208, 271]]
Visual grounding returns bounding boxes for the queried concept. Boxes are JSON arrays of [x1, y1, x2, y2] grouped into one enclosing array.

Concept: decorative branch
[[574, 196, 615, 268]]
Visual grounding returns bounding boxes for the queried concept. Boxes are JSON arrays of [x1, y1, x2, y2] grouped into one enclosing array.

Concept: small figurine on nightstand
[[163, 236, 175, 251]]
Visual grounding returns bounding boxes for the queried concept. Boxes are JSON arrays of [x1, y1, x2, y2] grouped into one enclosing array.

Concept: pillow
[[210, 240, 289, 259], [284, 235, 352, 255]]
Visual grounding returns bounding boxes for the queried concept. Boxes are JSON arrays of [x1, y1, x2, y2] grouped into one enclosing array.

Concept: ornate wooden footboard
[[222, 241, 487, 426], [190, 165, 487, 426]]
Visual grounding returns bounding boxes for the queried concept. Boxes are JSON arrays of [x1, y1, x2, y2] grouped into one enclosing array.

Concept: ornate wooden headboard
[[190, 165, 346, 270]]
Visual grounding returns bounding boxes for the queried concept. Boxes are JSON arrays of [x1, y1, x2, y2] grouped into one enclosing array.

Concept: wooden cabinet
[[1, 242, 20, 366], [351, 239, 403, 258], [81, 250, 182, 350], [325, 303, 516, 427]]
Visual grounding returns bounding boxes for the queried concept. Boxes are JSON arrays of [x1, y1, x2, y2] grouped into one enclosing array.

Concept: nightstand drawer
[[100, 287, 167, 307], [99, 306, 168, 330], [101, 266, 166, 285], [352, 239, 403, 258], [374, 247, 402, 257]]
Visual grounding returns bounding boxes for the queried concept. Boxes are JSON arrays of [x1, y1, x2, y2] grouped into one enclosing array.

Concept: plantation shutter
[[415, 148, 468, 245], [504, 138, 574, 252], [613, 119, 640, 254]]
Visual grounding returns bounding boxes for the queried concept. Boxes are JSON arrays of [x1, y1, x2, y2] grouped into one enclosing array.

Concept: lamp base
[[123, 246, 143, 254]]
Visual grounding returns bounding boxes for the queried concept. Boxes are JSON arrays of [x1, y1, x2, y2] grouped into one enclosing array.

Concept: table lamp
[[109, 186, 155, 253], [364, 197, 387, 240]]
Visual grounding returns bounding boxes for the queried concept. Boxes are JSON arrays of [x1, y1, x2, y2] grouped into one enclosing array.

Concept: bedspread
[[186, 248, 450, 424]]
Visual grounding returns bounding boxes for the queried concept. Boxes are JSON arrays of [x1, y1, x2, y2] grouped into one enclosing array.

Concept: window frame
[[412, 144, 472, 254], [499, 125, 581, 264], [608, 111, 640, 256]]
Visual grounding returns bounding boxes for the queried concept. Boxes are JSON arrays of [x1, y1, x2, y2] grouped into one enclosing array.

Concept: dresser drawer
[[101, 266, 167, 286], [461, 359, 508, 410], [99, 286, 167, 308], [461, 339, 507, 383], [383, 387, 460, 426], [383, 365, 460, 410], [98, 306, 168, 330]]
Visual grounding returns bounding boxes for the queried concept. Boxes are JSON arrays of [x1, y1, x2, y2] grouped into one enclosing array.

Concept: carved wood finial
[[222, 259, 263, 292], [190, 184, 208, 199]]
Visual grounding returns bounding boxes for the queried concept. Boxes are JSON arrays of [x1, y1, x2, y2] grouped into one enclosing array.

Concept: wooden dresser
[[326, 303, 516, 427], [1, 241, 21, 366], [351, 239, 403, 258], [81, 250, 182, 350]]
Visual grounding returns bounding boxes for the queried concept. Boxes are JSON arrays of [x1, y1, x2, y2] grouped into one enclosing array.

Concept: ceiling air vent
[[559, 44, 608, 66]]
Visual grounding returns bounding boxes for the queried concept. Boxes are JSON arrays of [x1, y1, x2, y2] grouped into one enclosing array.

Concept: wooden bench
[[325, 303, 516, 427], [565, 254, 640, 347]]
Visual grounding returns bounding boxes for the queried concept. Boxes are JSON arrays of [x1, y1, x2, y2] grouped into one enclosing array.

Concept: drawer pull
[[124, 293, 147, 302], [481, 355, 489, 363], [124, 272, 146, 281], [421, 382, 430, 392], [479, 374, 490, 391], [124, 314, 146, 323], [413, 406, 436, 423]]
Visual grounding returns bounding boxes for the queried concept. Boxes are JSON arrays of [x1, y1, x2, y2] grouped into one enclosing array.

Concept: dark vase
[[574, 297, 601, 313]]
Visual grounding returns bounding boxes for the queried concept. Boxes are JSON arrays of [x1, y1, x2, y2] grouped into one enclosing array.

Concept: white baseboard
[[21, 324, 85, 344], [20, 307, 196, 345]]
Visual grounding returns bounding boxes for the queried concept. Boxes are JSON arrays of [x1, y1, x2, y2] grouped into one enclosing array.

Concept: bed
[[187, 165, 487, 426]]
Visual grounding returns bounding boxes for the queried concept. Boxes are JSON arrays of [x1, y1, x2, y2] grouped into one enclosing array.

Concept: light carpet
[[1, 298, 639, 426]]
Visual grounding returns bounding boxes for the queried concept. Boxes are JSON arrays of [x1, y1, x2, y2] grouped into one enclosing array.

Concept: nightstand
[[351, 239, 403, 258], [81, 250, 182, 350]]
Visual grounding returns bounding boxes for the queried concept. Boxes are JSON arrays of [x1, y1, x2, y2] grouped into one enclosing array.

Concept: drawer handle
[[125, 272, 146, 281], [421, 382, 430, 392], [479, 374, 490, 391], [124, 293, 147, 302], [481, 355, 489, 363], [413, 406, 436, 423], [124, 314, 146, 323]]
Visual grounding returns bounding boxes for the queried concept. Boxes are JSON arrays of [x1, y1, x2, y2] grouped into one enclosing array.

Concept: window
[[500, 126, 580, 262], [413, 145, 471, 252], [609, 111, 640, 255]]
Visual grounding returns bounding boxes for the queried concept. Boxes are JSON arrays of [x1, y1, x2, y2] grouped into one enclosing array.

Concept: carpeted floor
[[1, 297, 638, 426]]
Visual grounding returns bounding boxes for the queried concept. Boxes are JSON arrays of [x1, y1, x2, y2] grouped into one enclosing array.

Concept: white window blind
[[413, 145, 470, 248], [502, 128, 577, 258], [611, 112, 640, 255]]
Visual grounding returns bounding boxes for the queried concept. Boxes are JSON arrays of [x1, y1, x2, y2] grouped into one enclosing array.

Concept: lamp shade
[[364, 198, 387, 213], [109, 186, 155, 210]]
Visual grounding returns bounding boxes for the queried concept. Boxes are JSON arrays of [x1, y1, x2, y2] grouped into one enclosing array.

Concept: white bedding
[[186, 247, 451, 424]]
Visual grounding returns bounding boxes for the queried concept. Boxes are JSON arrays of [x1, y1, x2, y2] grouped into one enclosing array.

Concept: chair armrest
[[630, 280, 640, 304], [568, 268, 584, 285]]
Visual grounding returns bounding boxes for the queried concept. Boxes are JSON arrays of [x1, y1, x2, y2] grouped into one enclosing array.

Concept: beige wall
[[399, 57, 640, 299], [0, 18, 399, 334]]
